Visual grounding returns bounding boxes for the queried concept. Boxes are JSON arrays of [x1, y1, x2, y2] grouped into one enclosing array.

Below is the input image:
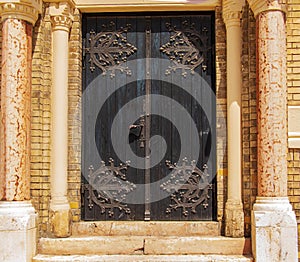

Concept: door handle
[[129, 118, 145, 148], [129, 124, 143, 137]]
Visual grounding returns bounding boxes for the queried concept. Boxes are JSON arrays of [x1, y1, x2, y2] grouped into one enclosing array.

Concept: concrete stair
[[33, 254, 253, 261], [33, 222, 253, 262], [71, 221, 221, 237]]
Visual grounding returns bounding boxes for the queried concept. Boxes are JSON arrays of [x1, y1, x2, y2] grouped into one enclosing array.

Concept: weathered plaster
[[50, 209, 71, 237], [248, 0, 287, 17], [252, 197, 297, 262], [252, 6, 298, 261], [0, 0, 42, 25], [257, 10, 287, 197], [0, 18, 32, 201], [0, 201, 37, 262], [0, 2, 40, 261]]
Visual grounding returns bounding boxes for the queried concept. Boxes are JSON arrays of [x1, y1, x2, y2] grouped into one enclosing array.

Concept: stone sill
[[288, 106, 300, 148]]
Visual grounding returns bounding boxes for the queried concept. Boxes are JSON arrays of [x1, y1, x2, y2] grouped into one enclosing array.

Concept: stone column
[[49, 1, 73, 238], [222, 0, 245, 238], [0, 1, 41, 261], [247, 0, 298, 261]]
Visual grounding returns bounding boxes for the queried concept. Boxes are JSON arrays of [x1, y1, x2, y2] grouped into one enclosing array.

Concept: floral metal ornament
[[84, 21, 137, 78], [160, 21, 210, 77], [161, 158, 212, 216], [83, 158, 136, 217]]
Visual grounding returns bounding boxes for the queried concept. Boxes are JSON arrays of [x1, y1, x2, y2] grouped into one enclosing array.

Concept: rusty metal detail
[[85, 21, 137, 78], [161, 158, 212, 216], [160, 21, 209, 77], [83, 158, 136, 216], [144, 19, 152, 221]]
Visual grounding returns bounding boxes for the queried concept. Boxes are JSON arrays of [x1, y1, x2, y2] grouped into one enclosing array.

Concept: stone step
[[71, 221, 220, 237], [33, 254, 253, 262], [38, 236, 251, 256]]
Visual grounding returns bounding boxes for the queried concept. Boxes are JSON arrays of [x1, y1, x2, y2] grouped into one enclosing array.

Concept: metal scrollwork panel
[[160, 21, 210, 77], [83, 158, 136, 217], [84, 21, 137, 78], [160, 158, 212, 216]]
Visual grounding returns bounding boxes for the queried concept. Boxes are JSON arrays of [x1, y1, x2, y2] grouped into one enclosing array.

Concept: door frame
[[83, 11, 218, 221], [75, 0, 218, 13], [68, 2, 227, 225]]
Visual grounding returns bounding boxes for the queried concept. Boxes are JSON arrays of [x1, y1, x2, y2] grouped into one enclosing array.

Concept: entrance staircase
[[33, 221, 253, 261]]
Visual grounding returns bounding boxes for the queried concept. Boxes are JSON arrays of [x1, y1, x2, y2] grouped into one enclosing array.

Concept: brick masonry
[[241, 3, 257, 237], [0, 22, 1, 117], [30, 5, 82, 235], [68, 9, 82, 223], [287, 0, 300, 257], [215, 5, 227, 229], [31, 4, 52, 236]]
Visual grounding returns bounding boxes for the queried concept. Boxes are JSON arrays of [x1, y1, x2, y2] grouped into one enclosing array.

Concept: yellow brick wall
[[241, 3, 257, 237], [287, 0, 300, 256], [68, 9, 82, 222], [215, 5, 228, 226], [30, 5, 82, 235], [0, 23, 1, 118], [31, 4, 52, 236]]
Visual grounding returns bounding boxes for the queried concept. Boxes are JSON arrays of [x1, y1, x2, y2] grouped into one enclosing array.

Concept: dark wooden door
[[82, 13, 216, 221]]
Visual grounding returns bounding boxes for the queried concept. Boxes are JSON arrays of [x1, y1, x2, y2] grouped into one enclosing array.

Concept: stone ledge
[[0, 201, 37, 262], [0, 201, 37, 231], [74, 1, 218, 13], [252, 198, 298, 261], [33, 254, 253, 262], [38, 236, 251, 256], [71, 221, 220, 237], [144, 237, 251, 255], [288, 106, 300, 148], [38, 236, 144, 255]]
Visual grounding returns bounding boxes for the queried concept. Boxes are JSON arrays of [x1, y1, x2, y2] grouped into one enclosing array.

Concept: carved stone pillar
[[222, 0, 245, 238], [248, 0, 298, 261], [0, 1, 41, 261], [49, 1, 73, 238]]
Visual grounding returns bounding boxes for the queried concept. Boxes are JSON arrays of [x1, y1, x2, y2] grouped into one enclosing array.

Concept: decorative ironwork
[[160, 21, 210, 77], [84, 21, 137, 78], [160, 158, 212, 216], [83, 158, 136, 217]]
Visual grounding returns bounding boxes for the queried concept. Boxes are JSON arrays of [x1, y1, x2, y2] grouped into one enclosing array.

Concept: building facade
[[0, 0, 299, 261]]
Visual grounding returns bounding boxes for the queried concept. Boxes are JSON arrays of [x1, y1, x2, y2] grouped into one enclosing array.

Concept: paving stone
[[33, 254, 253, 262]]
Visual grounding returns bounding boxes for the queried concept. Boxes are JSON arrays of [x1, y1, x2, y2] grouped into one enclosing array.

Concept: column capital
[[49, 1, 74, 32], [222, 0, 245, 28], [0, 0, 42, 25], [247, 0, 287, 17]]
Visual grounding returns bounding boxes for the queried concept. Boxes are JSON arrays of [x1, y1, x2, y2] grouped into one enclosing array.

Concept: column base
[[50, 201, 71, 237], [252, 197, 298, 262], [0, 201, 37, 262], [225, 199, 244, 237]]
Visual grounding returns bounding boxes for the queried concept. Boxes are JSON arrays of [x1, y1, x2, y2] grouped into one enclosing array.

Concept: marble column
[[49, 2, 73, 238], [247, 0, 298, 261], [0, 1, 41, 261], [222, 0, 245, 238]]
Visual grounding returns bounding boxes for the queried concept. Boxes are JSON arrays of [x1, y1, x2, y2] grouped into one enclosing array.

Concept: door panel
[[82, 13, 216, 221]]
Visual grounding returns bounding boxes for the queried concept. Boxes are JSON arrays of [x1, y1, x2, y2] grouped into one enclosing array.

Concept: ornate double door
[[82, 13, 216, 221]]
